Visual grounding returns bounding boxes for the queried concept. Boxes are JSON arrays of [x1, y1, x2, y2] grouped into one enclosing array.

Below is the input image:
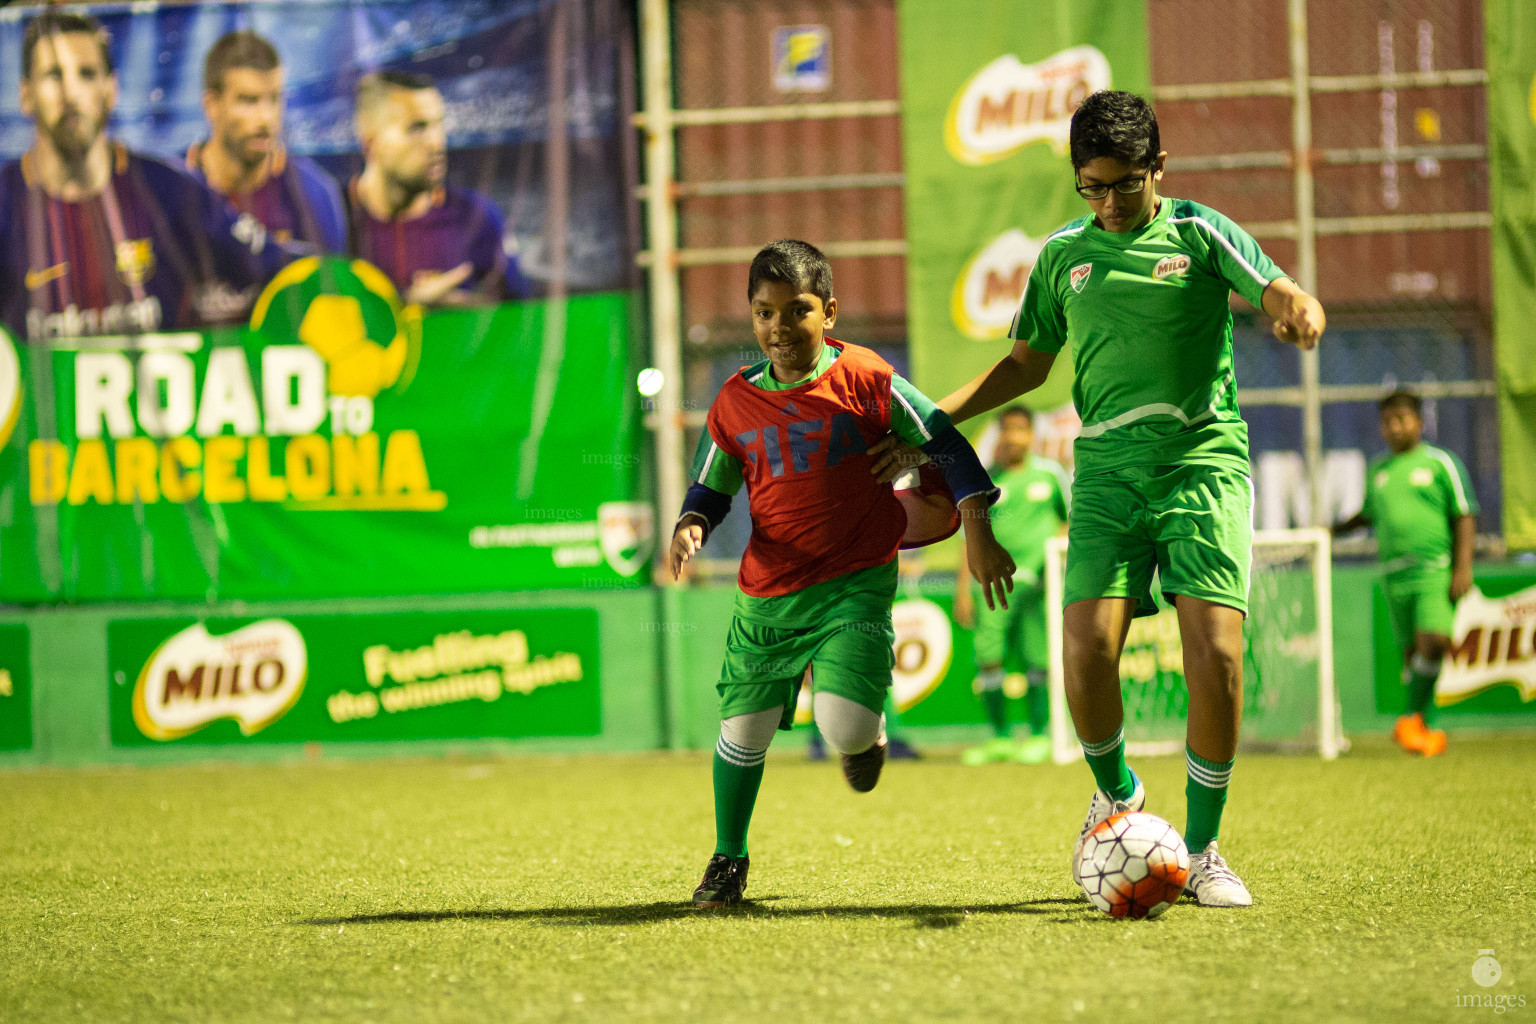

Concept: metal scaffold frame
[[636, 1, 1493, 538]]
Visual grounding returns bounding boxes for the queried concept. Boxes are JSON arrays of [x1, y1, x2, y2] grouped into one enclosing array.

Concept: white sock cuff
[[715, 735, 767, 768], [975, 667, 1006, 692], [1186, 752, 1234, 789], [1079, 726, 1124, 758], [1409, 653, 1440, 677]]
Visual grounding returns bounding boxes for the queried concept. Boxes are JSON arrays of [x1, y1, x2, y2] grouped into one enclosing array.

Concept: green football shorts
[[1382, 570, 1456, 650], [971, 581, 1048, 671], [1065, 463, 1253, 618], [717, 614, 894, 729]]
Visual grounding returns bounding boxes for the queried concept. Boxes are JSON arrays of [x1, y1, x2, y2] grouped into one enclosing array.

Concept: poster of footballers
[[0, 1, 643, 604], [0, 0, 635, 339]]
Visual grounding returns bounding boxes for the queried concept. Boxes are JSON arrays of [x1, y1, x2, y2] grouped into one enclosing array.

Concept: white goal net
[[1044, 528, 1345, 764]]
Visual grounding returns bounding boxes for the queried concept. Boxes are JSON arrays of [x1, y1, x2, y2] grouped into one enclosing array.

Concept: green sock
[[1184, 745, 1234, 852], [1079, 725, 1135, 802], [980, 689, 1009, 738], [1407, 660, 1439, 724], [712, 740, 765, 858], [1025, 674, 1049, 736]]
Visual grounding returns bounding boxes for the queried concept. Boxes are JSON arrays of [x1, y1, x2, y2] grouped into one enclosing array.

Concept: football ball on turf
[[1076, 811, 1190, 919]]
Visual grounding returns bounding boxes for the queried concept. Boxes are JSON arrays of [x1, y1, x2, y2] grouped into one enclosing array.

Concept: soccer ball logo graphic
[[250, 256, 421, 399], [1075, 811, 1190, 919]]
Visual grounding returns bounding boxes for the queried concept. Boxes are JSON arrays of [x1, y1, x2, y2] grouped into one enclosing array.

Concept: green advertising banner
[[0, 624, 31, 752], [1373, 573, 1536, 719], [0, 270, 647, 603], [1486, 0, 1536, 549], [896, 0, 1151, 412], [108, 608, 599, 747]]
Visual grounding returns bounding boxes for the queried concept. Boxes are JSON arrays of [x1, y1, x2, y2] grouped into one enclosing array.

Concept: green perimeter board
[[1373, 573, 1536, 720], [108, 608, 600, 747], [0, 624, 31, 751]]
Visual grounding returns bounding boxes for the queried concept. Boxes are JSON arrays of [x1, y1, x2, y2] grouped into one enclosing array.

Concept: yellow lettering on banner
[[204, 436, 247, 503], [29, 440, 68, 504], [66, 439, 114, 505], [286, 434, 330, 501], [381, 430, 430, 495], [161, 437, 202, 502], [333, 432, 380, 496], [246, 436, 288, 501], [115, 438, 160, 504]]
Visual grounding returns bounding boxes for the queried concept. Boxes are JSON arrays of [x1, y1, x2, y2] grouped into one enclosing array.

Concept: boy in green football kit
[[670, 240, 1016, 908], [955, 405, 1070, 765], [1334, 391, 1477, 757], [873, 91, 1326, 907]]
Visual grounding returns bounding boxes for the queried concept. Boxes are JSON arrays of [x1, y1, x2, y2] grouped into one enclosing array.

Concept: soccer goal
[[1044, 528, 1344, 765]]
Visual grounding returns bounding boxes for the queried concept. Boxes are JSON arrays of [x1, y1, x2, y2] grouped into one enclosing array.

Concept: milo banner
[[1373, 573, 1536, 719], [896, 0, 1151, 416], [108, 609, 599, 746], [0, 1, 643, 602], [1485, 0, 1536, 549], [0, 624, 31, 752]]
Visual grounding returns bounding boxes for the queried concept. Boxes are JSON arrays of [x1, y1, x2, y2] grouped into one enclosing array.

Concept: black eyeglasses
[[1074, 170, 1151, 200]]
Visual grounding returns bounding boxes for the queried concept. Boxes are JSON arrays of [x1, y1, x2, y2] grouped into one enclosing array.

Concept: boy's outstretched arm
[[869, 342, 1055, 484], [1263, 277, 1326, 350], [670, 482, 731, 580]]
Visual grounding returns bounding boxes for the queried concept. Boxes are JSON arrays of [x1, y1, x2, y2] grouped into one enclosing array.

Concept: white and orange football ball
[[1075, 811, 1190, 919]]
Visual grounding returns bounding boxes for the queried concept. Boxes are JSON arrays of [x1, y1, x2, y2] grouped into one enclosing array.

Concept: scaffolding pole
[[1289, 0, 1323, 527]]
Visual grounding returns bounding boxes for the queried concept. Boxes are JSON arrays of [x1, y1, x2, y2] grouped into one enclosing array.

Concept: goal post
[[1045, 528, 1344, 765]]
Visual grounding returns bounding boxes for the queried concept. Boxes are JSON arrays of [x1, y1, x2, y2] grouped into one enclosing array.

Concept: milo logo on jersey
[[951, 230, 1047, 340], [945, 45, 1112, 165], [26, 256, 444, 512]]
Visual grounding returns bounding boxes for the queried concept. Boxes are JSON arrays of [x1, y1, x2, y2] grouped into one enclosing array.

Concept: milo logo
[[132, 620, 307, 740], [951, 229, 1046, 340], [945, 45, 1112, 165]]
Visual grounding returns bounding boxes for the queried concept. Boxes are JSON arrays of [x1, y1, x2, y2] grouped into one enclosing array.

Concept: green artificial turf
[[2, 734, 1532, 1023]]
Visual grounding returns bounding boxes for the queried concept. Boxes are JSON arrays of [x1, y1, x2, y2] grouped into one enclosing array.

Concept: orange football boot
[[1419, 726, 1448, 757], [1392, 713, 1429, 754]]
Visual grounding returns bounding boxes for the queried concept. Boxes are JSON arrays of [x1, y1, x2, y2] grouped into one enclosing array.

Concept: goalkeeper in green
[[1333, 390, 1477, 758], [872, 90, 1326, 907]]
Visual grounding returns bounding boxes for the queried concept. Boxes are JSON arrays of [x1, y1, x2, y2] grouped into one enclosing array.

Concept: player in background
[[188, 32, 347, 255], [347, 71, 527, 306], [954, 405, 1069, 766], [871, 91, 1326, 906], [1332, 391, 1477, 757], [0, 10, 294, 340], [670, 240, 1014, 908]]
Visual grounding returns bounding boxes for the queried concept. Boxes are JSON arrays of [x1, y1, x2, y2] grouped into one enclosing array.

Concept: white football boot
[[1184, 841, 1253, 907], [1070, 771, 1145, 886]]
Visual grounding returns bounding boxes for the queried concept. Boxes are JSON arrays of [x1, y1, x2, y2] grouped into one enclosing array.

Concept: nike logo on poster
[[25, 263, 67, 290]]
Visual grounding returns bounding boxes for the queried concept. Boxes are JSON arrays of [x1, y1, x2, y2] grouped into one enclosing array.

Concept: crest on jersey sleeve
[[1070, 263, 1093, 293]]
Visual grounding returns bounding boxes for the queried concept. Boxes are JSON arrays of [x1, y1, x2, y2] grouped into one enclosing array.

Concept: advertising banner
[[0, 1, 644, 602], [1373, 573, 1536, 719], [1485, 0, 1536, 549], [896, 0, 1150, 412], [0, 624, 31, 752], [108, 608, 600, 746]]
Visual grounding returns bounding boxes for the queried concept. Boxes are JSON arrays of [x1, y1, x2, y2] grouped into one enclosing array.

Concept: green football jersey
[[1010, 197, 1288, 477], [987, 455, 1070, 577], [1362, 443, 1478, 582]]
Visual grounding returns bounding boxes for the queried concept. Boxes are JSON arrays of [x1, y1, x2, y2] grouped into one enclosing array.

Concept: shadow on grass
[[299, 896, 1090, 928]]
